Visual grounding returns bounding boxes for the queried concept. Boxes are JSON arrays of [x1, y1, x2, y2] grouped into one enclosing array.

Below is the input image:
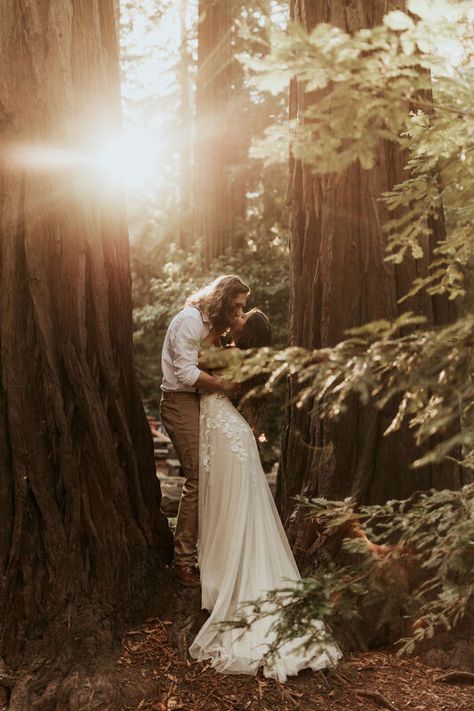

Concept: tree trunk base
[[2, 657, 122, 711], [5, 667, 123, 711], [1, 568, 176, 711]]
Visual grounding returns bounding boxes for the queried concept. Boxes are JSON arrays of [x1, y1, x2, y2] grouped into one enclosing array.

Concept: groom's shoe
[[174, 564, 201, 588]]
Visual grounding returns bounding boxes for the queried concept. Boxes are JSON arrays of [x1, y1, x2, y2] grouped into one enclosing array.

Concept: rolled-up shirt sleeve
[[171, 315, 203, 387]]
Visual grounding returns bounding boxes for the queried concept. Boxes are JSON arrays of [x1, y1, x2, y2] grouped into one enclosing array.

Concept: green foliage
[[243, 0, 474, 472], [228, 312, 474, 470]]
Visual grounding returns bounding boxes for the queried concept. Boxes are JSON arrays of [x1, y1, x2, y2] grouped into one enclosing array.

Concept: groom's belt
[[161, 390, 200, 399]]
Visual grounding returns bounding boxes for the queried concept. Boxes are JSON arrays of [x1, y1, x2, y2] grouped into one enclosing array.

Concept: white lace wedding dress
[[189, 392, 342, 682]]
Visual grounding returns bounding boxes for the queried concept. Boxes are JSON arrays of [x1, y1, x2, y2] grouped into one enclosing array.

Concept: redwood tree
[[194, 0, 248, 263], [277, 0, 461, 561], [0, 1, 172, 706]]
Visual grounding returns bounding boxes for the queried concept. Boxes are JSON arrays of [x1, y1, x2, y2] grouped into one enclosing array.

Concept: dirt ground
[[115, 616, 474, 711]]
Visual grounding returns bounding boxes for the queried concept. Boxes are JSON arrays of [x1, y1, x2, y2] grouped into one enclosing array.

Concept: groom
[[160, 275, 250, 586]]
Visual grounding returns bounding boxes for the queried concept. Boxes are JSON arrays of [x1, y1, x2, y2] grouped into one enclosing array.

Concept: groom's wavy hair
[[186, 275, 250, 334]]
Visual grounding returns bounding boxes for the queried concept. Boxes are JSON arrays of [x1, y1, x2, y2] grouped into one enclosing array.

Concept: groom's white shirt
[[161, 306, 210, 392]]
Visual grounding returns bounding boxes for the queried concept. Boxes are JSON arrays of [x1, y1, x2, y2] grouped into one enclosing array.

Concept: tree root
[[327, 665, 355, 686], [434, 670, 474, 684], [355, 688, 400, 711]]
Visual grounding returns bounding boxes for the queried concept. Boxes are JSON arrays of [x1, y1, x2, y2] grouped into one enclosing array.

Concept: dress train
[[189, 393, 341, 682]]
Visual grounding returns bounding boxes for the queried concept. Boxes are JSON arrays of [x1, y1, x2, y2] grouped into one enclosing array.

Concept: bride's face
[[230, 309, 253, 337]]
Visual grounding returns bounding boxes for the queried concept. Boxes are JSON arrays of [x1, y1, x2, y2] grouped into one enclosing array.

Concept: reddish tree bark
[[0, 1, 172, 706]]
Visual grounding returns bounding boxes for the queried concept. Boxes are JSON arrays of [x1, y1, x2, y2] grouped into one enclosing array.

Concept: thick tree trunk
[[277, 0, 461, 562], [194, 0, 247, 264], [0, 1, 173, 706]]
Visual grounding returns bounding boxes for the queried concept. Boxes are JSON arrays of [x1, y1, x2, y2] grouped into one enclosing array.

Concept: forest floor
[[103, 504, 474, 711], [114, 612, 474, 711]]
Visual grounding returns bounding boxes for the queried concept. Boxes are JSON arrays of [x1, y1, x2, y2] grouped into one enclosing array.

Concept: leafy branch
[[214, 312, 474, 470]]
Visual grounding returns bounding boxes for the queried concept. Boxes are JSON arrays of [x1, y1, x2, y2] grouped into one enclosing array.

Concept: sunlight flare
[[7, 127, 160, 192], [91, 128, 159, 190]]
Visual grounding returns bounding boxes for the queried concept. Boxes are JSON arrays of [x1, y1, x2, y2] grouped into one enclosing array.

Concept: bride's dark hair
[[234, 309, 272, 349], [233, 310, 272, 430]]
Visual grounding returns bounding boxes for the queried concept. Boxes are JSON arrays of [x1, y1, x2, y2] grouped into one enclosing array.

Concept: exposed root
[[355, 688, 400, 711], [435, 671, 474, 684]]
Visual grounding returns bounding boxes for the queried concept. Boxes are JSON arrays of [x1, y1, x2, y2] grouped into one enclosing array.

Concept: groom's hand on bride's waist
[[193, 370, 237, 394], [208, 372, 239, 394]]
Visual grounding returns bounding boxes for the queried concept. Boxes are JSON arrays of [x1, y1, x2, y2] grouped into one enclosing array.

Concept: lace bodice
[[200, 393, 250, 470]]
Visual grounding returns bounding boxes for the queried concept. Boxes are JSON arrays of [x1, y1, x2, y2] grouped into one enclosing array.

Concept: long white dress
[[188, 392, 342, 682]]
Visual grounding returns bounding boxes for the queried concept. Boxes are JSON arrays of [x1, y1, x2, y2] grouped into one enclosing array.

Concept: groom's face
[[231, 292, 248, 319]]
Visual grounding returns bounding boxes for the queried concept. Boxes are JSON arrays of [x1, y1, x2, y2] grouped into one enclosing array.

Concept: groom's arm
[[173, 315, 231, 392], [193, 370, 233, 393]]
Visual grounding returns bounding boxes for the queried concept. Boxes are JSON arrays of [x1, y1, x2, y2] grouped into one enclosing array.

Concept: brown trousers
[[160, 391, 200, 566]]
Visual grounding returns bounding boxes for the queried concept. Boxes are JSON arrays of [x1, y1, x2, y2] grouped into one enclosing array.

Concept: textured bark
[[277, 0, 462, 562], [0, 0, 173, 705], [194, 0, 247, 264]]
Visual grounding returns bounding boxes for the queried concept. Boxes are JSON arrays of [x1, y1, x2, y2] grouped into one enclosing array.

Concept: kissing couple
[[160, 275, 341, 681]]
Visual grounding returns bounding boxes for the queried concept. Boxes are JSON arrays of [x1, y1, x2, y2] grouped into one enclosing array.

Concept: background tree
[[0, 1, 172, 706], [275, 0, 461, 560], [178, 0, 194, 249], [194, 0, 245, 262]]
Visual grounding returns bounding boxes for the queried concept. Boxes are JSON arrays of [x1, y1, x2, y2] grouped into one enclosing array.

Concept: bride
[[189, 309, 342, 682]]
